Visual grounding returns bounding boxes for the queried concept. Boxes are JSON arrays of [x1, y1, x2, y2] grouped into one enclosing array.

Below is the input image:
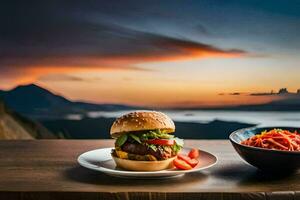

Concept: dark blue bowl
[[229, 126, 300, 172]]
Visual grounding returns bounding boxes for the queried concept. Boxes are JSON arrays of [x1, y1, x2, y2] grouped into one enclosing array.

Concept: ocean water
[[66, 110, 300, 127]]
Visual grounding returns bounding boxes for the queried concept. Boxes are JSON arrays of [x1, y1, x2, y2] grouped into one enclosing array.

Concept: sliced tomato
[[177, 154, 199, 167], [188, 148, 200, 159], [173, 158, 192, 170], [146, 139, 174, 146]]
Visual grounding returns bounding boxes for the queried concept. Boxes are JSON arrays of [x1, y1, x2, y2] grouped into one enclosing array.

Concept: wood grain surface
[[0, 140, 299, 200]]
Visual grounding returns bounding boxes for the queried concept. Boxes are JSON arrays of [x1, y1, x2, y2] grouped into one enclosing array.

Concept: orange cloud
[[2, 47, 244, 88], [0, 24, 246, 88]]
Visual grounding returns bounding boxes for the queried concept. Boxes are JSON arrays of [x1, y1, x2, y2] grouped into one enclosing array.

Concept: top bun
[[110, 111, 175, 138]]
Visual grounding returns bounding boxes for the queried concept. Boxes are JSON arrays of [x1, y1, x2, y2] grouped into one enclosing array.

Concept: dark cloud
[[229, 92, 241, 96], [0, 0, 246, 71], [219, 92, 242, 96], [39, 75, 86, 82], [0, 21, 246, 68], [0, 0, 248, 94], [38, 74, 107, 83]]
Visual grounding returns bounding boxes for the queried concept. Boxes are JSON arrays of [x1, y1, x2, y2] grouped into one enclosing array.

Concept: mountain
[[0, 84, 138, 119], [0, 99, 55, 139]]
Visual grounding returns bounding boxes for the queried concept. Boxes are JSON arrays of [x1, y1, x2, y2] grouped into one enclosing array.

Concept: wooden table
[[0, 140, 299, 200]]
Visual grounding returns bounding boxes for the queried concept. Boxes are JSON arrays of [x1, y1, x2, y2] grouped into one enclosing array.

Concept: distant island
[[250, 88, 300, 96], [211, 88, 300, 111]]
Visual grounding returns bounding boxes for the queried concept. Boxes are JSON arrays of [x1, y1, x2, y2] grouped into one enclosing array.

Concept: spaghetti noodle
[[241, 129, 300, 151]]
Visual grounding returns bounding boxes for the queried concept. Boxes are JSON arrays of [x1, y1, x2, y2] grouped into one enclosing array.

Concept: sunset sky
[[1, 0, 300, 107]]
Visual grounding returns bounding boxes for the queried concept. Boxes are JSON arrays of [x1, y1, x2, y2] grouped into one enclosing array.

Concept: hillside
[[0, 99, 55, 139]]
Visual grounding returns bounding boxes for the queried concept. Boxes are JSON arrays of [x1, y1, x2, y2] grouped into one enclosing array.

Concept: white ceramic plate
[[77, 147, 217, 178]]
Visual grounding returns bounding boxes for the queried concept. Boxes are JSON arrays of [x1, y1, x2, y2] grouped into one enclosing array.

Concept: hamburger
[[110, 111, 184, 171]]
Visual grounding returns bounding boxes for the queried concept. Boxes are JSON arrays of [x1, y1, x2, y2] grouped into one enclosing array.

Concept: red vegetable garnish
[[173, 158, 193, 170], [173, 149, 200, 170], [188, 148, 200, 159], [146, 139, 174, 146], [177, 154, 199, 167]]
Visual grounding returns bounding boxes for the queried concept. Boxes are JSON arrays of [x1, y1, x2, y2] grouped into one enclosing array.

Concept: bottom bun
[[111, 155, 176, 171]]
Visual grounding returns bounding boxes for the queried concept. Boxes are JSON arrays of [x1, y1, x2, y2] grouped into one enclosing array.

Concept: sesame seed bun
[[110, 111, 175, 138], [112, 154, 175, 171]]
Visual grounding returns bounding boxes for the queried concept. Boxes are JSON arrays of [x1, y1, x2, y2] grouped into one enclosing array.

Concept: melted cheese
[[115, 150, 158, 161]]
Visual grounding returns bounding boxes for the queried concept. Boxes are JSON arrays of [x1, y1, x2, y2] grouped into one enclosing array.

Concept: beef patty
[[121, 142, 176, 160]]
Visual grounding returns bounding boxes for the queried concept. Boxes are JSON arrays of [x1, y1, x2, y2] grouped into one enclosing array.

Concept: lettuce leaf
[[116, 134, 128, 147], [141, 130, 174, 139], [129, 134, 142, 144]]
